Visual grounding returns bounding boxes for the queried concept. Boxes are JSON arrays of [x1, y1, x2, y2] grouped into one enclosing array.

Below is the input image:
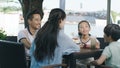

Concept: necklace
[[80, 37, 90, 44], [80, 37, 90, 48]]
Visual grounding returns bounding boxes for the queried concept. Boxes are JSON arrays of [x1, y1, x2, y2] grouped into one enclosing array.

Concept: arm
[[20, 38, 31, 49], [96, 41, 100, 49], [91, 46, 111, 65], [91, 36, 100, 49], [95, 54, 107, 65], [91, 37, 100, 49], [90, 56, 112, 68], [96, 46, 111, 64], [18, 29, 31, 49], [58, 30, 80, 55]]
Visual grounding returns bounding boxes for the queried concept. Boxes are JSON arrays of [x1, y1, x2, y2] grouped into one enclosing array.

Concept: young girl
[[78, 20, 100, 49], [90, 24, 120, 68], [30, 8, 80, 68], [77, 20, 100, 68]]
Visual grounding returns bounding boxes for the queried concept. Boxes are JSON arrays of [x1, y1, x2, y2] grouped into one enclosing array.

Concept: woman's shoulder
[[89, 35, 96, 40], [58, 30, 68, 38], [90, 35, 100, 45], [90, 35, 99, 41]]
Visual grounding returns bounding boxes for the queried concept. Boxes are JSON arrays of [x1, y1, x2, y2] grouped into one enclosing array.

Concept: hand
[[90, 60, 98, 65], [87, 60, 98, 67]]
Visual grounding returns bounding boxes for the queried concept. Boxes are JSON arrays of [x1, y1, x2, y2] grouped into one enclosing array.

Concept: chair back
[[5, 36, 17, 42], [97, 37, 109, 49], [0, 40, 27, 68]]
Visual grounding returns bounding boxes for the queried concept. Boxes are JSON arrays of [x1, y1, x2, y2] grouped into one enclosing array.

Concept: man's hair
[[26, 9, 44, 21], [104, 24, 120, 41]]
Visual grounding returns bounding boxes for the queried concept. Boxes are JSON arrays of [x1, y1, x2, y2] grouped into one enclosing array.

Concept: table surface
[[63, 48, 103, 68], [74, 48, 102, 54]]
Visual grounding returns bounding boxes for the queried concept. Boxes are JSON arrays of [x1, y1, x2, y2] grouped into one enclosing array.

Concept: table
[[63, 48, 103, 68]]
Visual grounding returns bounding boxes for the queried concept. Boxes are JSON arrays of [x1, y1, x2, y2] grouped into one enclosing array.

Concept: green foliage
[[0, 29, 7, 40], [0, 0, 15, 2], [0, 6, 21, 13], [111, 11, 120, 23]]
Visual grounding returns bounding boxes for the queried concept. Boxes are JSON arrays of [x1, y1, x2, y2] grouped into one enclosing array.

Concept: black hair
[[34, 8, 66, 61], [26, 9, 44, 35], [78, 20, 91, 37], [104, 24, 120, 41]]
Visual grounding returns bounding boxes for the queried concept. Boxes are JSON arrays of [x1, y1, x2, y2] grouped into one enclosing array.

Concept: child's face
[[78, 22, 90, 35]]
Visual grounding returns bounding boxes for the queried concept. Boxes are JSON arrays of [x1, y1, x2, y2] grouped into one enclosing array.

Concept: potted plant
[[0, 28, 7, 40]]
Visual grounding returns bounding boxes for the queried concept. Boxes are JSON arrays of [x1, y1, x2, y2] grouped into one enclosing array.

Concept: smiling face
[[28, 14, 41, 30], [78, 21, 90, 35]]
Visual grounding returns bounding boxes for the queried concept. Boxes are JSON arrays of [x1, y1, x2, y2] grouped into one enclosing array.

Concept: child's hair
[[78, 20, 91, 37], [104, 24, 120, 41]]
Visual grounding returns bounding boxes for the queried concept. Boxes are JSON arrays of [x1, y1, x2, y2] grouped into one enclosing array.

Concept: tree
[[18, 0, 44, 27], [111, 11, 118, 22]]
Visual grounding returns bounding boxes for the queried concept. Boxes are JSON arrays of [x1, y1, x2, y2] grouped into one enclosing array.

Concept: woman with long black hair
[[30, 8, 80, 68]]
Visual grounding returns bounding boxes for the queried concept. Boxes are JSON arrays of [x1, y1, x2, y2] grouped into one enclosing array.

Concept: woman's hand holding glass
[[71, 32, 80, 44]]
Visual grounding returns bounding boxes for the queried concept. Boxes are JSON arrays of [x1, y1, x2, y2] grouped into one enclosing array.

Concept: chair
[[0, 40, 27, 68], [87, 63, 112, 68], [42, 64, 67, 68], [97, 37, 109, 49], [5, 36, 17, 42]]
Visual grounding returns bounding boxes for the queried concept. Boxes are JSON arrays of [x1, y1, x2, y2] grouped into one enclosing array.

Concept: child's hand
[[90, 60, 98, 65]]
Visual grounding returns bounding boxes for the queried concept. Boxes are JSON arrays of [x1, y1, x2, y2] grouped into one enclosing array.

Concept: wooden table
[[63, 48, 103, 68]]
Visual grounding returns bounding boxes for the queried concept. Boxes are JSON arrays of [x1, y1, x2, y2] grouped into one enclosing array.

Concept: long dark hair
[[34, 8, 66, 61], [78, 20, 91, 37], [104, 24, 120, 41]]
